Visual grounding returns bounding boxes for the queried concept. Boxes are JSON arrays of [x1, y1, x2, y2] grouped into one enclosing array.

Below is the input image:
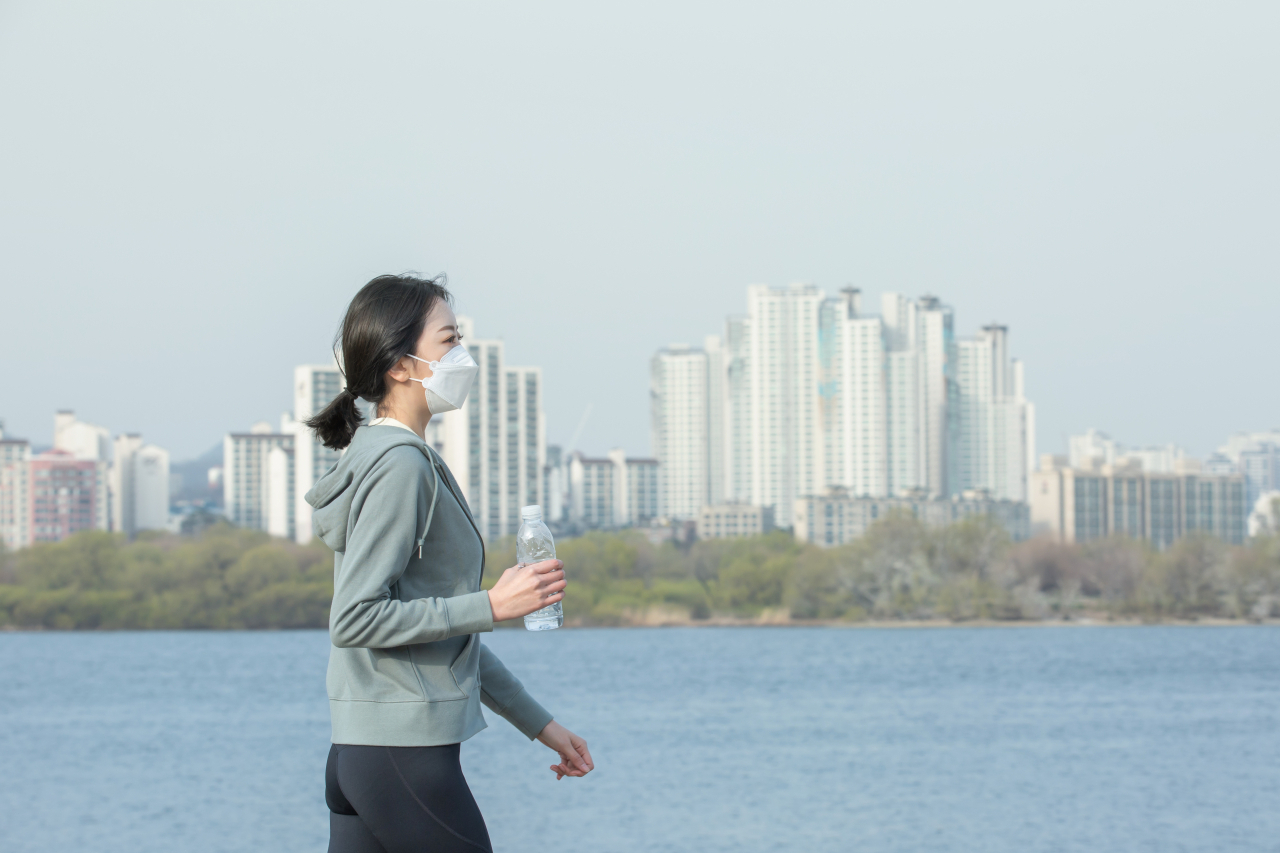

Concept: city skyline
[[2, 283, 1276, 468], [650, 285, 1033, 527]]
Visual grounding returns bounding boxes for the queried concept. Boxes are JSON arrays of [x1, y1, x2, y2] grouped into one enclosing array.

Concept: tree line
[[2, 512, 1278, 630]]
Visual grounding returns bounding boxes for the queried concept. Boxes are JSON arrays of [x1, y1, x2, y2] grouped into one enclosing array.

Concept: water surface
[[1, 626, 1277, 852]]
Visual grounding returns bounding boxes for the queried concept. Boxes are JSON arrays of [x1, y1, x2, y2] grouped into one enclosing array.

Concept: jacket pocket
[[328, 646, 426, 703], [407, 635, 472, 702], [449, 634, 481, 698]]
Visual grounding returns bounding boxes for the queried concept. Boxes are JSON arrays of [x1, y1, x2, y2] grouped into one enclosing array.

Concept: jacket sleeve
[[478, 641, 554, 740], [329, 448, 494, 649]]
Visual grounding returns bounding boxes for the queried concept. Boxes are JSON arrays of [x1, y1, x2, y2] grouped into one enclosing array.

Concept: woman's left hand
[[536, 720, 594, 780]]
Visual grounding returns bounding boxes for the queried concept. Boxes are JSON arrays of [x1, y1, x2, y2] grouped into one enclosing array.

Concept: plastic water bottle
[[517, 505, 562, 631]]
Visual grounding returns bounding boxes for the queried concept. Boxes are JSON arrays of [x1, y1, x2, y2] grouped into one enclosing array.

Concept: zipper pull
[[419, 543, 423, 559]]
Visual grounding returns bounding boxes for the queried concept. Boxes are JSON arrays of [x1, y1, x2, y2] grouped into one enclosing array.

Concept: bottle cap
[[521, 505, 542, 520]]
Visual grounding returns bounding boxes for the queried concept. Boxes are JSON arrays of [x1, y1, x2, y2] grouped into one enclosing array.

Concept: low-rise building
[[566, 449, 660, 530], [1030, 457, 1247, 549], [696, 503, 775, 539], [793, 487, 1029, 547]]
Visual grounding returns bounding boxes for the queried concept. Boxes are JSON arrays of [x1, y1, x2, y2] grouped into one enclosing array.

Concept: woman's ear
[[386, 356, 411, 384]]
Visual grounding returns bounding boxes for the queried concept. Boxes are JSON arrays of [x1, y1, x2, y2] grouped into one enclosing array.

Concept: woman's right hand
[[486, 560, 565, 622]]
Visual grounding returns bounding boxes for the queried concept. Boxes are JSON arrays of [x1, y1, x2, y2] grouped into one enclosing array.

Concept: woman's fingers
[[557, 756, 585, 777], [573, 740, 594, 772]]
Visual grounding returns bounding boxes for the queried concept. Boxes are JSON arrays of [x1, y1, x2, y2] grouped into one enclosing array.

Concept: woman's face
[[412, 300, 463, 371]]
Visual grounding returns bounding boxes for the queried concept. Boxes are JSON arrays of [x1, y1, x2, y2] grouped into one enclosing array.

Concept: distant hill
[[170, 443, 223, 507]]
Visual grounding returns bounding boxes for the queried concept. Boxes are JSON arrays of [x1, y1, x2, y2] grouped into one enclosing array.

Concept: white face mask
[[407, 345, 479, 415]]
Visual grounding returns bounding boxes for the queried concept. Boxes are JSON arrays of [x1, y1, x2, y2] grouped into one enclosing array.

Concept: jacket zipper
[[429, 457, 487, 586]]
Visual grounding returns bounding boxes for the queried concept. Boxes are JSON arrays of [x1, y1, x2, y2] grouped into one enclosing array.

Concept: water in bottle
[[517, 505, 562, 631]]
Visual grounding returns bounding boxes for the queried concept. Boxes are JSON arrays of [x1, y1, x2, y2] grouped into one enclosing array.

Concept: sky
[[1, 1, 1277, 462]]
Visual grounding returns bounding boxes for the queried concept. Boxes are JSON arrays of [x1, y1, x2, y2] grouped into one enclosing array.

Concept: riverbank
[[4, 523, 1279, 631]]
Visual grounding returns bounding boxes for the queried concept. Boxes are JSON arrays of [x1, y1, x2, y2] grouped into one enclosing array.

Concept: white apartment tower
[[954, 325, 1035, 502], [110, 434, 141, 536], [111, 434, 171, 537], [820, 288, 889, 498], [723, 316, 752, 504], [744, 283, 825, 528], [650, 344, 711, 519], [292, 365, 345, 544], [132, 444, 171, 532], [880, 293, 954, 497], [224, 423, 295, 536]]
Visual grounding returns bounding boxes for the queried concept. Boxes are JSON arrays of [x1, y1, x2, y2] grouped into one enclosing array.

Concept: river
[[1, 625, 1277, 852]]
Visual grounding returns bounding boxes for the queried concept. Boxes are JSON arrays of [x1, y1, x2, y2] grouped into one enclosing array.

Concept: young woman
[[304, 274, 593, 853]]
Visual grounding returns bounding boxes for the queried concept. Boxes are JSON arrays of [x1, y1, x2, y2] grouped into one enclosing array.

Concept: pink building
[[30, 449, 104, 544]]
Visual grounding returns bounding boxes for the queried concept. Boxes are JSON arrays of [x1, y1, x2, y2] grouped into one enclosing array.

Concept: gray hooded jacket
[[306, 424, 553, 746]]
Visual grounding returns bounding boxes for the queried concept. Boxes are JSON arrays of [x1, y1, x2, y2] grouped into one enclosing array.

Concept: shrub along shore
[[2, 513, 1279, 631]]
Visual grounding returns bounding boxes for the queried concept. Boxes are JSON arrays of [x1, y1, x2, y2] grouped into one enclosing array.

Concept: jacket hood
[[305, 425, 435, 552]]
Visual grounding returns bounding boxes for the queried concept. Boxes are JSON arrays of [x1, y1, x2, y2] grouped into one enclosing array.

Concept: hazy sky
[[2, 2, 1277, 461]]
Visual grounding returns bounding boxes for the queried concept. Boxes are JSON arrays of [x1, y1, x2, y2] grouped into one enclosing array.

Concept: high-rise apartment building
[[30, 449, 107, 543], [111, 434, 142, 536], [723, 316, 752, 505], [953, 325, 1034, 502], [820, 288, 889, 499], [110, 434, 171, 537], [433, 316, 545, 540], [292, 365, 344, 544], [745, 284, 826, 528], [224, 423, 295, 536], [0, 432, 32, 551], [650, 344, 711, 520]]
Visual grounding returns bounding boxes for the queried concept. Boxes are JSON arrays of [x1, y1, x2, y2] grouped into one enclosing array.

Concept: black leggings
[[326, 743, 492, 853]]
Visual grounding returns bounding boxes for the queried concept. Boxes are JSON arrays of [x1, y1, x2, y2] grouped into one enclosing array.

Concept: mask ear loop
[[404, 353, 438, 396], [406, 353, 440, 370]]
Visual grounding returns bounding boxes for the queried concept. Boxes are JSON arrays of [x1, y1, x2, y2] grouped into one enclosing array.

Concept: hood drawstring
[[416, 446, 443, 560]]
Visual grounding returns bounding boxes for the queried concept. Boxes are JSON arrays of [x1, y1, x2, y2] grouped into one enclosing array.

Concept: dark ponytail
[[306, 273, 451, 450]]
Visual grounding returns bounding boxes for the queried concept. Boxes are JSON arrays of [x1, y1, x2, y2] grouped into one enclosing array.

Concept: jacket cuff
[[445, 591, 495, 636], [500, 688, 555, 740]]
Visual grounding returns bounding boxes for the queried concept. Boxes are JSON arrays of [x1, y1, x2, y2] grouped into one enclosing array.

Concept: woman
[[304, 274, 593, 853]]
